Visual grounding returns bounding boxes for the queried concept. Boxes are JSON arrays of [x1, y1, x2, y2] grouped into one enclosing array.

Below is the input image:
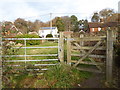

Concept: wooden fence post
[[59, 32, 64, 63], [106, 28, 113, 83], [67, 33, 71, 65]]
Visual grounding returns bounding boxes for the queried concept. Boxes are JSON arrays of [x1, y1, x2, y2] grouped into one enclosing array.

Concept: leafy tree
[[78, 19, 89, 32], [55, 17, 65, 32], [91, 12, 100, 22], [84, 19, 89, 32], [70, 15, 79, 32], [106, 13, 119, 22], [33, 20, 41, 32], [99, 8, 115, 22], [61, 16, 71, 31], [14, 18, 28, 34]]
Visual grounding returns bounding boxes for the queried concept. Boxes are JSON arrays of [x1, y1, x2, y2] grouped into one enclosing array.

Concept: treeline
[[1, 8, 119, 35]]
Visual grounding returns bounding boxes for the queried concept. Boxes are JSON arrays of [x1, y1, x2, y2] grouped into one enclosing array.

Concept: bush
[[42, 64, 92, 88], [46, 34, 53, 38], [46, 34, 54, 41], [15, 34, 40, 45]]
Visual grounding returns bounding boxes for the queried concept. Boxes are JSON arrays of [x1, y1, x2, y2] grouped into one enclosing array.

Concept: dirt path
[[78, 73, 105, 88]]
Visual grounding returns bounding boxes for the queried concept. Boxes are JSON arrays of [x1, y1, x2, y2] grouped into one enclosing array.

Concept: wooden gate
[[66, 33, 106, 73], [65, 29, 114, 83]]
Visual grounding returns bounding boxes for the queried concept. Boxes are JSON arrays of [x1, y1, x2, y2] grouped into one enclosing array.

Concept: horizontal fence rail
[[4, 59, 59, 62], [2, 38, 60, 73], [14, 46, 58, 49], [2, 54, 58, 57], [2, 38, 59, 40], [71, 54, 106, 58]]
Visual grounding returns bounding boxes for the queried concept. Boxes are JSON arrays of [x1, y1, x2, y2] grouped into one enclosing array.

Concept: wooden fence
[[62, 29, 114, 83]]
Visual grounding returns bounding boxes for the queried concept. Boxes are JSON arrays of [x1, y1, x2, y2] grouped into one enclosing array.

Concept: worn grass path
[[76, 73, 106, 88]]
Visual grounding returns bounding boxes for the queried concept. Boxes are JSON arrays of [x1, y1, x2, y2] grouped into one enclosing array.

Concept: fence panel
[[2, 38, 60, 74]]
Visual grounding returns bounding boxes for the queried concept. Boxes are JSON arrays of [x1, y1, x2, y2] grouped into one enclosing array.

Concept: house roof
[[40, 27, 57, 30], [88, 22, 119, 28], [88, 22, 102, 28]]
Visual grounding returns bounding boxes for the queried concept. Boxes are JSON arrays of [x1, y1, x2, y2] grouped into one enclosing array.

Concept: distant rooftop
[[40, 27, 57, 30]]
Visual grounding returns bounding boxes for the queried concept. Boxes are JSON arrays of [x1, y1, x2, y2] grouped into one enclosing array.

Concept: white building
[[38, 27, 59, 38]]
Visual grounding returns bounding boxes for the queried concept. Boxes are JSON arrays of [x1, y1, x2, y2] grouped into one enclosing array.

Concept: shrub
[[15, 34, 40, 45], [46, 34, 54, 41], [42, 64, 92, 88], [46, 34, 53, 38]]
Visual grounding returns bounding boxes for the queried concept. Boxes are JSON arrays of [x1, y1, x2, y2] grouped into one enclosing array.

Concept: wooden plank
[[59, 32, 64, 62], [72, 36, 106, 41], [89, 58, 102, 71], [73, 40, 102, 67], [67, 34, 71, 65], [72, 46, 106, 50], [71, 60, 104, 65], [106, 29, 113, 83], [73, 43, 86, 54], [71, 54, 106, 58]]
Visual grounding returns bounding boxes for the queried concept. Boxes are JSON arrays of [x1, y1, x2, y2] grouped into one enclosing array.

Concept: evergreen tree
[[70, 15, 79, 32]]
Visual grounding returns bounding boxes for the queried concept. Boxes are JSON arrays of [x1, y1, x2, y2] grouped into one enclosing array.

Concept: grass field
[[2, 41, 93, 88]]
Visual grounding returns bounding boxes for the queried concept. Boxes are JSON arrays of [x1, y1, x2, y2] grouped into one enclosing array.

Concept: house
[[88, 22, 105, 33], [88, 22, 119, 33], [38, 27, 59, 38]]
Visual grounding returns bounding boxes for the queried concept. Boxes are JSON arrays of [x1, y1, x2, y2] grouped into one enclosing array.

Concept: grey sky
[[0, 0, 119, 22]]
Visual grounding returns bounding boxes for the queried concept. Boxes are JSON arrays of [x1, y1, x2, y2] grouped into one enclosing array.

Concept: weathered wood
[[73, 42, 86, 54], [59, 32, 64, 62], [72, 46, 106, 50], [67, 34, 71, 65], [72, 36, 106, 41], [73, 40, 102, 67], [71, 54, 106, 58], [79, 33, 84, 46], [89, 58, 102, 71], [71, 60, 104, 65], [106, 28, 113, 83]]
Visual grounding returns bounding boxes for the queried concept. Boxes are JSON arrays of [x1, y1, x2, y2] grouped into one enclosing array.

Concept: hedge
[[15, 34, 40, 45]]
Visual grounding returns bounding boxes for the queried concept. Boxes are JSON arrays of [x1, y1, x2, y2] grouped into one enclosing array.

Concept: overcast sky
[[0, 0, 119, 22]]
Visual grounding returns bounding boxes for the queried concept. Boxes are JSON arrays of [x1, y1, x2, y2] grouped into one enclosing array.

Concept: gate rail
[[2, 37, 61, 72]]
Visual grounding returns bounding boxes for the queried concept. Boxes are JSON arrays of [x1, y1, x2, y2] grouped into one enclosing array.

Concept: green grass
[[3, 41, 94, 88]]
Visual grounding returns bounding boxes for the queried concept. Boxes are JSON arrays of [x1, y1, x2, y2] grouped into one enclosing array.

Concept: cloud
[[0, 1, 40, 21], [0, 0, 119, 22]]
